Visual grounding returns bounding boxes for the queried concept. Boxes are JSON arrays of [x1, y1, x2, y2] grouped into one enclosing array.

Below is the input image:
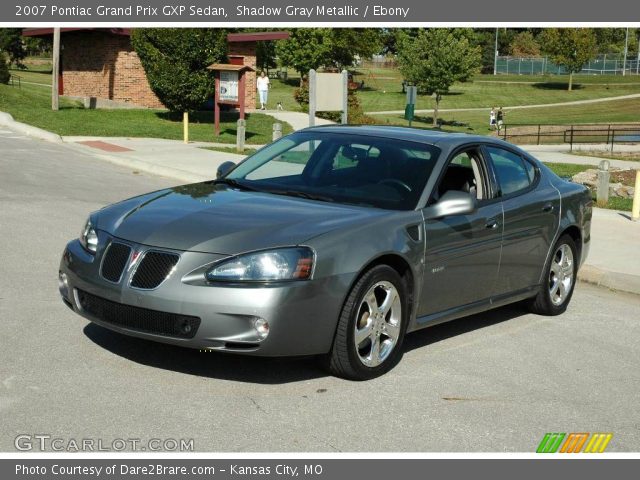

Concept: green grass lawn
[[8, 68, 52, 85], [353, 69, 640, 112], [0, 83, 291, 144], [371, 96, 640, 136], [543, 162, 597, 177]]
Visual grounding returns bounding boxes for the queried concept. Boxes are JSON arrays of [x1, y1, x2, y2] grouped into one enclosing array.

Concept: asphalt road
[[1, 130, 640, 452]]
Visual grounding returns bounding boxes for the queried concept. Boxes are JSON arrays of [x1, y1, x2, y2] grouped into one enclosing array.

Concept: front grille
[[130, 251, 180, 289], [76, 289, 200, 339], [100, 242, 131, 283]]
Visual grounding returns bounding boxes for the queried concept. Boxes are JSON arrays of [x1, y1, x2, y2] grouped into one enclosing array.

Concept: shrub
[[293, 82, 376, 125], [131, 28, 228, 113]]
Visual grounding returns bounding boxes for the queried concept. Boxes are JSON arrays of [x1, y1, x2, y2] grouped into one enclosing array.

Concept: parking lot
[[1, 130, 640, 452]]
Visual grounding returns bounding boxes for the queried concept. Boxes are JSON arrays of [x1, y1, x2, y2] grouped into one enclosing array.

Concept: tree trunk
[[568, 72, 573, 92], [432, 95, 441, 128]]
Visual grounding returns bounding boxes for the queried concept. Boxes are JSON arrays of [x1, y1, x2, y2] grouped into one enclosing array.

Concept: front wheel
[[527, 234, 578, 315], [326, 265, 408, 380]]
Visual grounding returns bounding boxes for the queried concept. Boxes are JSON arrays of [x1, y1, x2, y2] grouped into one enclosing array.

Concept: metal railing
[[9, 74, 21, 88], [500, 123, 640, 150]]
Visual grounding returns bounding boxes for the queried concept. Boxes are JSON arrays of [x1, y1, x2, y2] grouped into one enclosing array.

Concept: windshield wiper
[[213, 178, 260, 191], [267, 189, 335, 203]]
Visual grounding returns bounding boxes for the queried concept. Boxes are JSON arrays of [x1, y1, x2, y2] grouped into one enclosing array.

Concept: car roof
[[300, 124, 502, 148]]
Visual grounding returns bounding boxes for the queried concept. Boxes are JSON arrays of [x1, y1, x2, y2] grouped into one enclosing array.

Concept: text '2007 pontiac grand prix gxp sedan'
[[59, 126, 592, 380]]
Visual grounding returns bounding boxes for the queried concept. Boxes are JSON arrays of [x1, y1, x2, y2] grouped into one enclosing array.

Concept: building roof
[[207, 63, 255, 72], [22, 28, 130, 37]]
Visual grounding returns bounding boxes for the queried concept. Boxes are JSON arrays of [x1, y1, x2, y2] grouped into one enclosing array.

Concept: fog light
[[58, 271, 69, 298], [253, 317, 270, 340]]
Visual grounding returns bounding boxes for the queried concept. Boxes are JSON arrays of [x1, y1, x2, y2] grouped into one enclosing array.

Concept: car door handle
[[542, 203, 554, 213], [485, 219, 499, 229]]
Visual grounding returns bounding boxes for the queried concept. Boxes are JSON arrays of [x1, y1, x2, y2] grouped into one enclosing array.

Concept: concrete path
[[581, 208, 640, 296], [64, 137, 247, 184], [258, 109, 334, 131], [367, 92, 640, 115], [522, 147, 640, 169]]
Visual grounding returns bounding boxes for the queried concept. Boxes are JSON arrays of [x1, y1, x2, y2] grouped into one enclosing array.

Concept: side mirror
[[424, 190, 477, 220], [216, 161, 236, 179]]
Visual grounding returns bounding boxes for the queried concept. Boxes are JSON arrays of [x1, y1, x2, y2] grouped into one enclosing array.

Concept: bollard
[[236, 119, 246, 153], [632, 169, 640, 222], [596, 160, 610, 208], [272, 122, 283, 142], [183, 112, 189, 144]]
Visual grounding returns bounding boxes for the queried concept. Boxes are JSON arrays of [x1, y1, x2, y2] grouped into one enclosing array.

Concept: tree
[[0, 53, 10, 84], [0, 28, 26, 67], [276, 29, 329, 83], [256, 40, 277, 73], [397, 29, 482, 127], [131, 28, 227, 113], [509, 31, 541, 57], [540, 28, 598, 91], [276, 28, 384, 83], [323, 29, 383, 70]]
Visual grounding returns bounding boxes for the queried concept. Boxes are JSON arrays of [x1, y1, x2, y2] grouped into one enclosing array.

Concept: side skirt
[[409, 285, 540, 333]]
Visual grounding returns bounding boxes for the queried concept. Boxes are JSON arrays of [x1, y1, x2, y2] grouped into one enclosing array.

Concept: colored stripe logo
[[537, 433, 613, 453]]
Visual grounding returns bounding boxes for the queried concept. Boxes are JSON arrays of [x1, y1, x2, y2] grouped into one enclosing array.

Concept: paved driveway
[[1, 131, 639, 452]]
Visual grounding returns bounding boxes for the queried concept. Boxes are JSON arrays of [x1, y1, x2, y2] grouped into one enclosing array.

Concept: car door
[[418, 147, 503, 318], [482, 145, 560, 295]]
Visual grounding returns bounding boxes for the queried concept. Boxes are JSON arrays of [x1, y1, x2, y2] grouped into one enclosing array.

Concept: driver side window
[[435, 149, 487, 202]]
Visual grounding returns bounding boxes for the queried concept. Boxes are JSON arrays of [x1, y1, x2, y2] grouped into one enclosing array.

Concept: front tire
[[326, 265, 408, 380], [527, 234, 578, 316]]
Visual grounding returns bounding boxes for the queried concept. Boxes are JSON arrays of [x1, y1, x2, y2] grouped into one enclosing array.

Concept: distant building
[[22, 28, 288, 110]]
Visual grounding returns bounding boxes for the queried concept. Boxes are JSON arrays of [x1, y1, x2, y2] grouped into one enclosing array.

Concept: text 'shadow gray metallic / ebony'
[[59, 126, 592, 380]]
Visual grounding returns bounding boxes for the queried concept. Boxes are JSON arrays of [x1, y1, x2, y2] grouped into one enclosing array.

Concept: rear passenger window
[[486, 147, 531, 196]]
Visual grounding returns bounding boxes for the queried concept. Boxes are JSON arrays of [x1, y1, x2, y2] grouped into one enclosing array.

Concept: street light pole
[[52, 28, 60, 111], [622, 27, 629, 76], [493, 28, 499, 76]]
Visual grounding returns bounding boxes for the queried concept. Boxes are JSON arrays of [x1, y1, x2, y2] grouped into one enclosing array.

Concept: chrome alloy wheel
[[354, 281, 402, 367], [549, 244, 574, 306]]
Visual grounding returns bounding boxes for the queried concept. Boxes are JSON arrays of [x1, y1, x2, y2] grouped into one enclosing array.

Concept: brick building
[[21, 29, 288, 110]]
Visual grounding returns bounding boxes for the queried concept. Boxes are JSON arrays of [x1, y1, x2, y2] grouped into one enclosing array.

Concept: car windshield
[[225, 131, 441, 210]]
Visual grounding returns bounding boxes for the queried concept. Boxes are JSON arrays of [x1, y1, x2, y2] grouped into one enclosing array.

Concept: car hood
[[93, 182, 389, 254]]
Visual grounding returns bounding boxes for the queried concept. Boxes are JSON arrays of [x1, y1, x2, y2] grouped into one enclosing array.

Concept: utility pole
[[622, 28, 629, 76], [637, 36, 640, 75], [52, 28, 60, 111], [493, 28, 499, 75]]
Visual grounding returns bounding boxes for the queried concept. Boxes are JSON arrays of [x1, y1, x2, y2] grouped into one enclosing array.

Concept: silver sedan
[[59, 126, 592, 380]]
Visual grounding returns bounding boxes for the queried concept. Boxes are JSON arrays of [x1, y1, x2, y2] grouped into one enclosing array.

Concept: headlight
[[79, 218, 98, 254], [206, 247, 314, 283]]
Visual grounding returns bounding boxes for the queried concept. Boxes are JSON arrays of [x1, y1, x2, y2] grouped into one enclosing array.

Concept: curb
[[64, 144, 207, 184], [578, 265, 640, 296], [0, 111, 63, 144]]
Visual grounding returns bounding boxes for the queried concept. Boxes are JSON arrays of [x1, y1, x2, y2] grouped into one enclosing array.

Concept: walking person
[[496, 107, 505, 134], [489, 107, 496, 131], [257, 71, 270, 110]]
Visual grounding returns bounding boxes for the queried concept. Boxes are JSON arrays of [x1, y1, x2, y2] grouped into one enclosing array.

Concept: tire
[[527, 234, 578, 316], [325, 265, 409, 380]]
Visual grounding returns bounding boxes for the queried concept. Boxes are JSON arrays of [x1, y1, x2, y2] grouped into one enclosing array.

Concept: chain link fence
[[496, 54, 640, 75]]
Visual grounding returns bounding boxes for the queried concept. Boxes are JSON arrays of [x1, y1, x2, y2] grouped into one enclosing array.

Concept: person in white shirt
[[257, 71, 270, 110]]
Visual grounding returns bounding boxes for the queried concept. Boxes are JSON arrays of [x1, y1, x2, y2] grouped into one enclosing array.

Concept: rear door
[[482, 145, 559, 295]]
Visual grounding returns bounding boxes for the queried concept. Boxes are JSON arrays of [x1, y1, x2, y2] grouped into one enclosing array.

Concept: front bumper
[[59, 234, 352, 356]]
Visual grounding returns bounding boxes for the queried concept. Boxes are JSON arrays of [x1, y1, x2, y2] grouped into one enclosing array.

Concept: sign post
[[404, 85, 417, 127], [207, 63, 254, 136]]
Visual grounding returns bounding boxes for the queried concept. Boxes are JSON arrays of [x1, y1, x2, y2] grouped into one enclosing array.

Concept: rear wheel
[[326, 265, 408, 380], [527, 235, 578, 315]]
